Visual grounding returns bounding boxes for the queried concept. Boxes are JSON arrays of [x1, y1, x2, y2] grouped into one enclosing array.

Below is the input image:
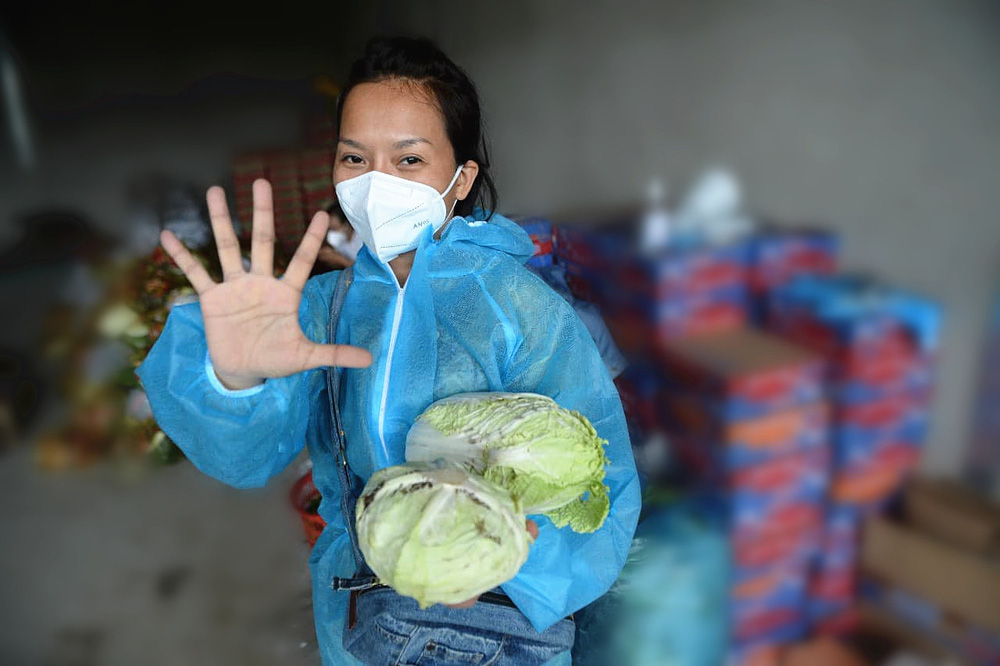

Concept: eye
[[341, 154, 364, 165], [400, 155, 423, 166]]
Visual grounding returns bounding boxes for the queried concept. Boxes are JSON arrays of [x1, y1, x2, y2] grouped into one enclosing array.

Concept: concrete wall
[[3, 1, 997, 475], [385, 0, 1000, 475]]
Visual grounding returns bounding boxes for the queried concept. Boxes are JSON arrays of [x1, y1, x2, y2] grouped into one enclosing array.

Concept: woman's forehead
[[339, 80, 448, 147]]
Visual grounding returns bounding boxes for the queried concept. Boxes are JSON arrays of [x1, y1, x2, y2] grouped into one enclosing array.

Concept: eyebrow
[[338, 138, 367, 150], [337, 137, 432, 150], [393, 137, 432, 149]]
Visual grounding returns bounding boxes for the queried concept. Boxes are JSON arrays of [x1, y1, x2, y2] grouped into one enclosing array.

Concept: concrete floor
[[0, 445, 324, 666]]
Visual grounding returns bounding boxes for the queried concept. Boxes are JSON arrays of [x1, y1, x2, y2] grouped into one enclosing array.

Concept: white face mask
[[334, 166, 464, 264]]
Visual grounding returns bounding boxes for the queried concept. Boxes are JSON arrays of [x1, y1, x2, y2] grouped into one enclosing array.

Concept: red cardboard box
[[728, 639, 785, 666], [559, 259, 602, 304], [810, 607, 860, 637], [833, 391, 931, 469], [617, 241, 751, 299], [603, 296, 747, 355], [733, 612, 809, 648], [674, 446, 829, 528], [606, 286, 749, 343], [732, 562, 810, 645], [810, 566, 857, 605], [299, 148, 332, 170], [830, 443, 920, 507], [510, 217, 554, 256], [767, 276, 941, 362], [663, 397, 829, 469], [232, 152, 267, 175], [750, 229, 839, 293], [732, 524, 823, 569], [614, 365, 662, 440], [553, 224, 610, 270], [658, 328, 826, 421], [784, 636, 865, 666], [834, 347, 935, 404], [836, 391, 931, 433]]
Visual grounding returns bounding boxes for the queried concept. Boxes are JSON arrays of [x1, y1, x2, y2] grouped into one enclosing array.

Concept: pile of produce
[[406, 392, 611, 533], [355, 392, 610, 606], [356, 462, 533, 607], [35, 246, 211, 469]]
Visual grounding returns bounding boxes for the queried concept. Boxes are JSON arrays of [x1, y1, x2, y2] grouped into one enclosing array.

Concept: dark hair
[[324, 198, 344, 221], [335, 36, 498, 219]]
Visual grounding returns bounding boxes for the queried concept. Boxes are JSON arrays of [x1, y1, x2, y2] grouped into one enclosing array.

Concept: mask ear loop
[[441, 164, 465, 196], [433, 165, 467, 241], [441, 164, 465, 220]]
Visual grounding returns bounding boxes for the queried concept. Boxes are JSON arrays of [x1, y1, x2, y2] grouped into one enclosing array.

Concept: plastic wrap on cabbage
[[405, 392, 610, 533], [355, 461, 533, 608], [572, 500, 729, 666]]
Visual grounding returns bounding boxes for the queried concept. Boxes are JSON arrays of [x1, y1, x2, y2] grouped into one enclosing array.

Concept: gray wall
[[3, 1, 997, 475], [0, 95, 306, 247], [387, 0, 1000, 475]]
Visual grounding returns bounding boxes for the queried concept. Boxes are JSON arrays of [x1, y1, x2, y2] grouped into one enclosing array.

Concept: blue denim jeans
[[343, 585, 575, 665]]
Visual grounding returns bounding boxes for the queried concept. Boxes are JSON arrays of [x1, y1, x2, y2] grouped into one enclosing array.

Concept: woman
[[138, 36, 640, 665]]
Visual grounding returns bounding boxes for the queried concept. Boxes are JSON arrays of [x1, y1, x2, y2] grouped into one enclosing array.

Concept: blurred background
[[1, 1, 998, 665]]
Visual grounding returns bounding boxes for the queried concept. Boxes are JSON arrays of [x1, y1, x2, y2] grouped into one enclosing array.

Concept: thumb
[[304, 342, 373, 370]]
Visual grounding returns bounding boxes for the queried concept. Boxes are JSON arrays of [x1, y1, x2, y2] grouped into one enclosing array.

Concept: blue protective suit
[[528, 263, 628, 379], [137, 212, 641, 665]]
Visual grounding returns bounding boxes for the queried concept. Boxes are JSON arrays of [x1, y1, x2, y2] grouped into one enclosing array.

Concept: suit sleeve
[[136, 274, 336, 489], [500, 279, 641, 632]]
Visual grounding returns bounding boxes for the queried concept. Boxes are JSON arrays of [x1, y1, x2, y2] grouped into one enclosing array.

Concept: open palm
[[160, 180, 372, 390]]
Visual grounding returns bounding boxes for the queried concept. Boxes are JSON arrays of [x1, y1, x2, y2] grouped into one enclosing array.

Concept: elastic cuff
[[204, 351, 265, 397]]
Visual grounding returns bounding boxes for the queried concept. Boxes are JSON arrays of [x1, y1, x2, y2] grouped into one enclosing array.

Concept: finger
[[160, 230, 215, 294], [526, 519, 539, 540], [250, 179, 275, 276], [304, 342, 373, 370], [206, 186, 245, 281], [283, 210, 330, 288]]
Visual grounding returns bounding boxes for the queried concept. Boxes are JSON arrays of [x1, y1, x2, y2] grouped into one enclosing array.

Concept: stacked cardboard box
[[808, 504, 865, 633], [767, 276, 939, 405], [299, 148, 335, 216], [728, 639, 786, 666], [613, 364, 668, 485], [749, 228, 839, 324], [767, 275, 941, 630], [859, 478, 1000, 665], [656, 328, 831, 657], [231, 149, 335, 259], [270, 151, 305, 258], [510, 216, 555, 269], [553, 221, 750, 356], [729, 630, 869, 666]]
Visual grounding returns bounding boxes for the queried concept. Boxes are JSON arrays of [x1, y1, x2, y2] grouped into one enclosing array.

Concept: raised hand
[[160, 179, 372, 390]]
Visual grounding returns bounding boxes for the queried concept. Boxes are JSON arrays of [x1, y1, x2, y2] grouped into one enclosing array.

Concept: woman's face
[[333, 79, 478, 215]]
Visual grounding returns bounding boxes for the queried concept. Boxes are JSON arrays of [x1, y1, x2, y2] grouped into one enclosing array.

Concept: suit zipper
[[377, 283, 406, 464]]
